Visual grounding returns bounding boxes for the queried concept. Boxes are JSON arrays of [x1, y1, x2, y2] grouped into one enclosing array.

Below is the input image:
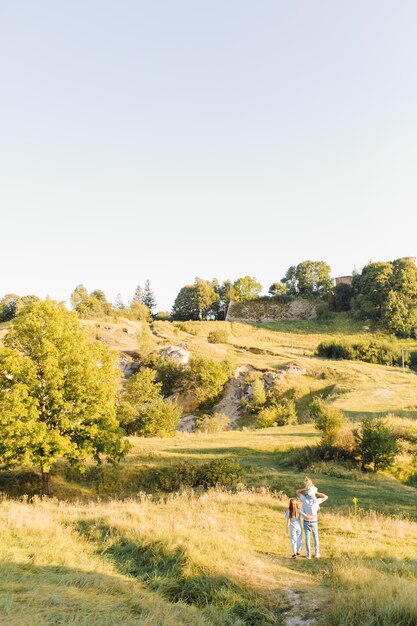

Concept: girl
[[304, 476, 318, 497], [284, 498, 312, 558]]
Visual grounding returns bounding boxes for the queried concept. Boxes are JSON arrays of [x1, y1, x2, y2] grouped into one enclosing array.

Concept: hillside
[[1, 314, 417, 625], [150, 316, 417, 419]]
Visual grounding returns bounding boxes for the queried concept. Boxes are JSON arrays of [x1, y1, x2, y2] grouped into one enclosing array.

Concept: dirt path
[[285, 588, 317, 626]]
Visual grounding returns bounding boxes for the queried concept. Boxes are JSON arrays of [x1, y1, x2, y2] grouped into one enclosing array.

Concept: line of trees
[[171, 262, 334, 321], [70, 280, 157, 320]]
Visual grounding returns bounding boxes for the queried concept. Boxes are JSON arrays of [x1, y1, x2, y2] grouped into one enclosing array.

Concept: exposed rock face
[[212, 365, 256, 424], [119, 353, 141, 378], [160, 345, 190, 364], [226, 299, 317, 322]]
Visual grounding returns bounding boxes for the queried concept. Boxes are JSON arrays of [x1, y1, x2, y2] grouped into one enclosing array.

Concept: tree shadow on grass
[[0, 561, 189, 626], [345, 409, 417, 421], [77, 520, 286, 626]]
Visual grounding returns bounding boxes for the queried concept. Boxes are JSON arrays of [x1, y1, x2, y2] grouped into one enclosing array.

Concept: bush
[[152, 356, 185, 397], [183, 356, 232, 407], [247, 378, 267, 412], [207, 328, 229, 343], [119, 368, 181, 436], [316, 338, 402, 367], [354, 418, 400, 472], [195, 412, 230, 433], [154, 311, 171, 320], [291, 444, 356, 470], [317, 340, 355, 360], [409, 351, 417, 371], [195, 459, 243, 488], [152, 459, 243, 491], [310, 398, 346, 445], [256, 399, 297, 428]]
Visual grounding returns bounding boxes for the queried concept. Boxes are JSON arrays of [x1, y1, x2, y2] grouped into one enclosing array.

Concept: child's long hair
[[288, 498, 298, 518]]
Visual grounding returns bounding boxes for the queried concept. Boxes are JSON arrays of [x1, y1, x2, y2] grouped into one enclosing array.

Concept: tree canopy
[[352, 258, 417, 336], [282, 261, 333, 300], [0, 300, 127, 494], [172, 278, 220, 320]]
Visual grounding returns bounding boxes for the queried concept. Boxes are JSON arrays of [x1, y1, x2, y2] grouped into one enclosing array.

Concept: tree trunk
[[41, 468, 52, 496]]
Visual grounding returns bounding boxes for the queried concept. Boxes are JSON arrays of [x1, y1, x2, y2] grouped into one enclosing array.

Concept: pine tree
[[142, 279, 157, 312], [132, 285, 143, 303]]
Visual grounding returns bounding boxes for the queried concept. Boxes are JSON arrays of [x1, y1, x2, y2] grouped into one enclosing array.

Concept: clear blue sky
[[1, 1, 417, 310]]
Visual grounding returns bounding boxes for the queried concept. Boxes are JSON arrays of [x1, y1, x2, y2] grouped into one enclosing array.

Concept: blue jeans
[[303, 520, 320, 557], [289, 523, 302, 554]]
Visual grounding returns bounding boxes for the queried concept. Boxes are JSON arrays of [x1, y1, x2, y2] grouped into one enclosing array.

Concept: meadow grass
[[0, 480, 416, 625], [2, 317, 417, 624]]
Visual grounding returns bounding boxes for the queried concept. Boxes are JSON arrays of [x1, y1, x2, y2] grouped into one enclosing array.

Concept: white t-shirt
[[300, 495, 323, 521]]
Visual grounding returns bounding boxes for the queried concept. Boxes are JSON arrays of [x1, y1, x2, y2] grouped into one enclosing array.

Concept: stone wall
[[225, 299, 318, 322]]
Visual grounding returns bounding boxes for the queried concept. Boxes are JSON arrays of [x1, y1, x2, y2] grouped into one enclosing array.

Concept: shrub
[[207, 328, 229, 343], [248, 378, 267, 411], [173, 321, 198, 335], [153, 356, 185, 397], [119, 368, 181, 436], [316, 338, 402, 367], [310, 398, 346, 445], [183, 356, 232, 407], [154, 311, 171, 320], [256, 399, 297, 428], [195, 412, 230, 433], [317, 340, 355, 360], [195, 459, 243, 488], [291, 444, 356, 470], [354, 418, 400, 472], [409, 351, 417, 371], [151, 459, 243, 491]]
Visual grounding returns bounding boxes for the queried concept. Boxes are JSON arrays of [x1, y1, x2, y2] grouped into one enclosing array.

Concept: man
[[296, 487, 328, 558]]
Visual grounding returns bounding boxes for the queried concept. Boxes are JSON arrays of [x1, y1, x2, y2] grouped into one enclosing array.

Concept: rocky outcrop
[[226, 299, 317, 322], [160, 345, 190, 364]]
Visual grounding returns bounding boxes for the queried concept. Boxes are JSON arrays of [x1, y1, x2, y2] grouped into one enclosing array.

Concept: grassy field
[[1, 427, 417, 625], [1, 316, 417, 624]]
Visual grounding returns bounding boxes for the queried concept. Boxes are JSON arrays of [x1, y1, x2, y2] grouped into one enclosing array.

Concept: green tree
[[132, 285, 143, 303], [171, 279, 219, 320], [194, 278, 220, 319], [0, 301, 126, 495], [268, 282, 287, 298], [248, 378, 267, 411], [282, 261, 333, 300], [0, 294, 40, 322], [382, 291, 417, 337], [216, 280, 236, 318], [333, 283, 353, 312], [310, 397, 346, 445], [0, 294, 21, 321], [70, 285, 111, 317], [391, 258, 417, 299], [354, 418, 399, 472], [351, 262, 393, 318], [142, 279, 157, 312], [172, 285, 199, 320], [182, 356, 232, 406], [233, 276, 262, 302], [119, 368, 181, 436]]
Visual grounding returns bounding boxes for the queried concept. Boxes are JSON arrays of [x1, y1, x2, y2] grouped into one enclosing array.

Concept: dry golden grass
[[1, 487, 416, 625]]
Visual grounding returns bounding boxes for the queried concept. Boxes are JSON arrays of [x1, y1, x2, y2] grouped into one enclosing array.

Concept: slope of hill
[[1, 314, 417, 625]]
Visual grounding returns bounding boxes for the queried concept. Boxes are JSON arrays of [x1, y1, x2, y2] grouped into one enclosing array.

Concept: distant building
[[401, 256, 416, 265], [334, 276, 353, 286]]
